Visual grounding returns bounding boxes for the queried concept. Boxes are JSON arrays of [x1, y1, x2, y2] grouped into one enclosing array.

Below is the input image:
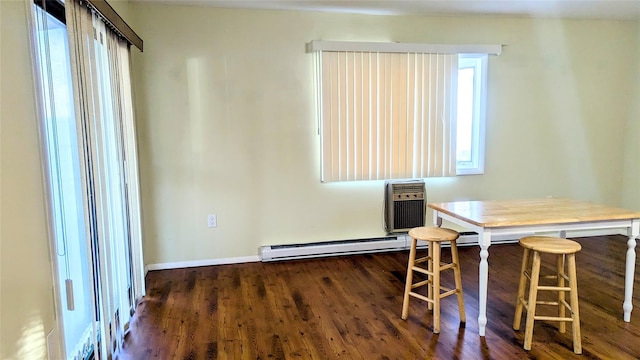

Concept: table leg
[[623, 220, 639, 322], [433, 211, 443, 227], [478, 230, 491, 336]]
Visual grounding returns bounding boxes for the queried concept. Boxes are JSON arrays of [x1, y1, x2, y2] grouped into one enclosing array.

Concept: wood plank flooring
[[118, 235, 640, 359]]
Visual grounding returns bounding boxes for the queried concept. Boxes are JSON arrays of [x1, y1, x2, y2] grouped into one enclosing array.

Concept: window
[[456, 54, 488, 175], [310, 41, 499, 182]]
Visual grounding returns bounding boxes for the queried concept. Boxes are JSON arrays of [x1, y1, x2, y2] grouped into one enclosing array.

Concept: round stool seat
[[409, 226, 459, 242], [519, 236, 581, 254]]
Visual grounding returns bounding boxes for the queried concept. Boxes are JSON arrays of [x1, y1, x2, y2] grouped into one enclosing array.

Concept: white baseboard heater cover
[[259, 232, 529, 262], [260, 236, 408, 262]]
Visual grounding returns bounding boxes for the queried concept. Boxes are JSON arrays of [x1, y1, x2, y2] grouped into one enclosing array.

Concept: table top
[[428, 198, 640, 228]]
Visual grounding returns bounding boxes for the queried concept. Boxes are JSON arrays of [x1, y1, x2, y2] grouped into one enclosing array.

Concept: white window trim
[[457, 54, 488, 175], [308, 40, 502, 55]]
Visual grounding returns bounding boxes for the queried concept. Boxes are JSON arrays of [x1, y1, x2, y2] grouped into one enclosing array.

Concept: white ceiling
[[133, 0, 640, 20]]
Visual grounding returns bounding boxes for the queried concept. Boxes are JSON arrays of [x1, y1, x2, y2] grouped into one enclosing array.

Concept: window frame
[[456, 54, 488, 175]]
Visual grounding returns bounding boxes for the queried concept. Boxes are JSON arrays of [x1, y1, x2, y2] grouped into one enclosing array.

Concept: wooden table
[[428, 198, 640, 336]]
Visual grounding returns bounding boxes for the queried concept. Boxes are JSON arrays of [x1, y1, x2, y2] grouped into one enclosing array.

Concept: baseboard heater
[[259, 235, 408, 262], [259, 232, 528, 262]]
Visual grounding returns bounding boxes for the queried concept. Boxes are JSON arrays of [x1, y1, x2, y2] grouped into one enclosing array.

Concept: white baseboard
[[144, 229, 626, 270], [47, 329, 60, 360], [146, 255, 260, 271], [259, 232, 533, 262], [259, 229, 627, 262]]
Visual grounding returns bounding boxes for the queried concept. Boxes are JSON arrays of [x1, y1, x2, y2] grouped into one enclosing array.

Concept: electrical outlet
[[207, 214, 217, 228]]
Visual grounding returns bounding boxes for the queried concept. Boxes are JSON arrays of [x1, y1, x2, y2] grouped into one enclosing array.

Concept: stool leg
[[513, 248, 530, 330], [524, 251, 541, 351], [567, 253, 582, 354], [557, 254, 566, 333], [402, 237, 417, 320], [427, 241, 434, 311], [432, 242, 441, 333], [450, 240, 466, 323]]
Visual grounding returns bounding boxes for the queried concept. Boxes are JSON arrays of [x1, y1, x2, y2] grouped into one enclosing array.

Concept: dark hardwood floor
[[118, 235, 640, 359]]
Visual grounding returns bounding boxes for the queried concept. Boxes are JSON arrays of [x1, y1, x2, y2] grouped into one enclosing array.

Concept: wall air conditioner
[[384, 180, 426, 233]]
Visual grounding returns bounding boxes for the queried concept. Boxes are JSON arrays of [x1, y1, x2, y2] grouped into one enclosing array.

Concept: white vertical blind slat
[[320, 51, 458, 182], [341, 52, 347, 179], [382, 54, 390, 178], [117, 40, 145, 308], [432, 54, 441, 175], [65, 1, 144, 358], [65, 3, 103, 357]]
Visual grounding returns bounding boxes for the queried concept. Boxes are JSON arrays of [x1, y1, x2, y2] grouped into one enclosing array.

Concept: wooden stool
[[513, 236, 582, 354], [401, 227, 466, 333]]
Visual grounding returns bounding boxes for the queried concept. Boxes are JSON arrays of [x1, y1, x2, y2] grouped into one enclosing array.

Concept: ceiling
[[133, 0, 640, 20]]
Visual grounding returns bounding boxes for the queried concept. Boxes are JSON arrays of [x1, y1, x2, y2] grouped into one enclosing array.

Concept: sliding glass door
[[29, 1, 144, 358], [32, 4, 95, 358]]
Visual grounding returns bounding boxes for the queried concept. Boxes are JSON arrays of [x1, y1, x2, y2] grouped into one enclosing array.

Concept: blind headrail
[[307, 40, 501, 55], [84, 0, 143, 51]]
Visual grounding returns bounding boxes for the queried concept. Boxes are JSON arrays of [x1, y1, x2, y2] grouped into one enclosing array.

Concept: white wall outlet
[[207, 214, 217, 228]]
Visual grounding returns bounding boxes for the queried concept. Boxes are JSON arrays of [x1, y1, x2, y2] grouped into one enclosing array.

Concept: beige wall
[[108, 0, 135, 29], [132, 3, 639, 265], [622, 20, 640, 211], [1, 1, 56, 358]]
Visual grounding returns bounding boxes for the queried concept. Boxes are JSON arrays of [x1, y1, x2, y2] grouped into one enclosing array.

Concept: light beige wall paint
[[622, 20, 640, 211], [132, 3, 638, 265], [108, 0, 135, 29], [1, 1, 56, 358]]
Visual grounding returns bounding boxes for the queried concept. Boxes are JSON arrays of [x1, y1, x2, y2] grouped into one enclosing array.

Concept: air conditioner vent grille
[[393, 200, 425, 230], [392, 184, 424, 194]]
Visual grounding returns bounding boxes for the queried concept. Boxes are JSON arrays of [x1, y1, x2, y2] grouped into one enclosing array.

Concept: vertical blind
[[65, 1, 144, 358], [317, 50, 458, 182]]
